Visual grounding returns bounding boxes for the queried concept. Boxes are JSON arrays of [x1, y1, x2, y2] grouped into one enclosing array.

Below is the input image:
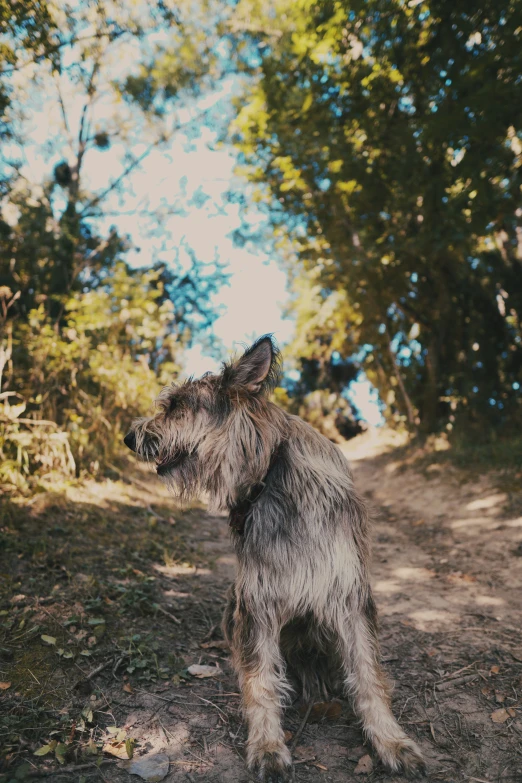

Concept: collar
[[228, 445, 282, 536]]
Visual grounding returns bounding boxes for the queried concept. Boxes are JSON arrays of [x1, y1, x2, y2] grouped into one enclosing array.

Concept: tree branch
[[79, 107, 213, 216], [0, 30, 126, 76]]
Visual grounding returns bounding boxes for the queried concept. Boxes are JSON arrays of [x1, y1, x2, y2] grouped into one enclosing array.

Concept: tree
[[1, 0, 223, 318], [0, 0, 227, 484], [231, 0, 522, 433]]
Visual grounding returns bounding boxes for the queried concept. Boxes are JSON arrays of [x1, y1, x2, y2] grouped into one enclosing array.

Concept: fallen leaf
[[0, 682, 11, 690], [284, 730, 293, 743], [120, 752, 170, 782], [490, 665, 500, 675], [187, 663, 221, 678], [34, 745, 53, 757], [103, 740, 129, 759], [55, 743, 67, 764], [41, 634, 56, 646], [354, 754, 373, 775], [123, 682, 133, 693], [491, 708, 512, 723], [313, 762, 328, 771], [304, 701, 342, 723], [85, 739, 98, 756]]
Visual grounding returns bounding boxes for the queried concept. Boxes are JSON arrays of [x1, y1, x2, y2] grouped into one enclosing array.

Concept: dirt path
[[1, 432, 521, 782]]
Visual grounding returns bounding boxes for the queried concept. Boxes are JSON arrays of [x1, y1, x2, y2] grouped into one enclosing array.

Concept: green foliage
[[0, 261, 182, 485], [0, 1, 226, 490], [231, 0, 522, 434], [0, 0, 57, 145]]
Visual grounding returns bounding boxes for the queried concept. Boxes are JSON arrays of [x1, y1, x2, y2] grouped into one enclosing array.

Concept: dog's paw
[[376, 737, 425, 778], [249, 745, 293, 782], [389, 742, 425, 777]]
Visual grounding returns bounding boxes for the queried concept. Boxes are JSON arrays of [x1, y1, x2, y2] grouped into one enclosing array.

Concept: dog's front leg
[[231, 597, 292, 782]]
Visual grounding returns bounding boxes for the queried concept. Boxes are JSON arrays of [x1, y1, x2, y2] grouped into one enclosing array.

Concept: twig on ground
[[153, 602, 181, 625], [183, 747, 214, 766], [290, 702, 313, 753], [23, 760, 116, 778], [435, 674, 479, 692], [134, 687, 187, 702], [85, 658, 114, 681], [112, 655, 126, 677], [194, 694, 229, 721], [438, 660, 480, 681], [201, 623, 218, 642]]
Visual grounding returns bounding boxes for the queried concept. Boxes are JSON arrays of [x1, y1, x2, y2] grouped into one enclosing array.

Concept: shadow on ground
[[1, 437, 522, 782]]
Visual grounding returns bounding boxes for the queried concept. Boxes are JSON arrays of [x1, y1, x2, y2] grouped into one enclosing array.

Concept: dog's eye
[[169, 397, 186, 417]]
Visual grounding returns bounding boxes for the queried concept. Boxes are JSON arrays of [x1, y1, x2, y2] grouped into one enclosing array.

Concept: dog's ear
[[223, 335, 281, 395]]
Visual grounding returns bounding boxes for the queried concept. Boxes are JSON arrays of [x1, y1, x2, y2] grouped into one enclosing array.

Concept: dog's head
[[123, 335, 283, 506]]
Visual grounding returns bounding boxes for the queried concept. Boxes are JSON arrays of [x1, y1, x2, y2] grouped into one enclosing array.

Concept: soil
[[1, 429, 522, 783]]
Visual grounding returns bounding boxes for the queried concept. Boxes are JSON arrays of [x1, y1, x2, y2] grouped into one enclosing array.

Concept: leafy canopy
[[231, 0, 522, 433]]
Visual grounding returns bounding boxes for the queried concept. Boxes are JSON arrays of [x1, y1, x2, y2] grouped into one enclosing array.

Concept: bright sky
[[95, 120, 295, 376]]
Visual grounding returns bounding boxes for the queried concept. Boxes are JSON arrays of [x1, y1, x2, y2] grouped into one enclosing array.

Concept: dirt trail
[[1, 431, 522, 782]]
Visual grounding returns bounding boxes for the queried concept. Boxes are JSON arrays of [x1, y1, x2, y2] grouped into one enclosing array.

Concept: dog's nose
[[124, 431, 136, 452]]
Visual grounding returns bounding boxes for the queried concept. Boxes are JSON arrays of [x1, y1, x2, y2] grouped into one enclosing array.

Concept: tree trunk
[[420, 338, 439, 433], [384, 327, 417, 430]]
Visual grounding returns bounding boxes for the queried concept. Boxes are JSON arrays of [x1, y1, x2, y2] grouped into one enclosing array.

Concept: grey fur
[[124, 335, 425, 781]]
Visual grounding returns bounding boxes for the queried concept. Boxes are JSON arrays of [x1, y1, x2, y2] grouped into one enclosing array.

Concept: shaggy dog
[[124, 336, 424, 781]]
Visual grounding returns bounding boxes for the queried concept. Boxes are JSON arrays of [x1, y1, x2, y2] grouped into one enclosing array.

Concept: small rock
[[354, 754, 373, 775], [187, 663, 221, 678], [120, 752, 170, 782]]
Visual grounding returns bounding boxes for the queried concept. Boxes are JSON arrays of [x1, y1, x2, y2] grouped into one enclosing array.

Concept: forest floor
[[1, 429, 522, 783]]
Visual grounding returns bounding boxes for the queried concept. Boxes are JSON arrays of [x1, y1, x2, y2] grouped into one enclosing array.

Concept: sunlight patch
[[475, 594, 504, 607], [466, 493, 506, 511], [408, 609, 459, 632], [392, 567, 435, 581], [450, 516, 497, 530], [373, 579, 401, 594], [154, 563, 211, 577]]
